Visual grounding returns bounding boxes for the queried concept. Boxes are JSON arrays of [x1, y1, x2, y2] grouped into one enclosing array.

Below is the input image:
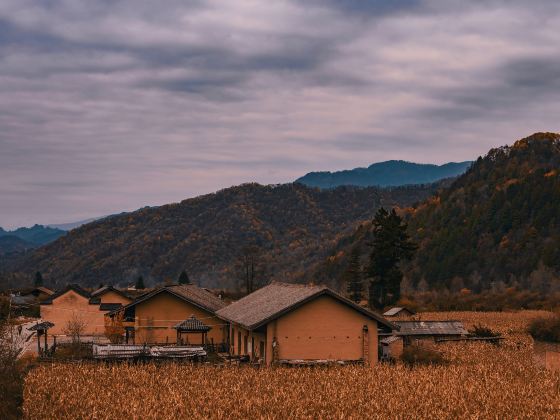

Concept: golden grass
[[24, 311, 560, 419]]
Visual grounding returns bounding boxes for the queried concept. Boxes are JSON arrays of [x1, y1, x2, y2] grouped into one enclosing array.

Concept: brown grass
[[23, 311, 560, 419]]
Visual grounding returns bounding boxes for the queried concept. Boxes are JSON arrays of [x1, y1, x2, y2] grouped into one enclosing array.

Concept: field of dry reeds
[[23, 311, 560, 419]]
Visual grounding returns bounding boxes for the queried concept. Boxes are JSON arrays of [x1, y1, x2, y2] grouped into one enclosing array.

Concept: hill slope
[[3, 183, 437, 289], [309, 133, 560, 292], [296, 160, 472, 189], [406, 132, 560, 290], [0, 235, 36, 256]]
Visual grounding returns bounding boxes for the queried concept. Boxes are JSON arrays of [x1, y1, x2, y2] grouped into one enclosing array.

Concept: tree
[[135, 276, 145, 290], [236, 245, 266, 294], [63, 313, 87, 345], [34, 271, 43, 287], [367, 208, 417, 309], [178, 270, 191, 285], [344, 247, 363, 303]]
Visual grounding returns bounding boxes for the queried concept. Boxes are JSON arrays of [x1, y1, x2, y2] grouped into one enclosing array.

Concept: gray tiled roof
[[174, 315, 211, 332], [394, 320, 468, 336], [113, 284, 226, 315], [383, 307, 415, 316], [216, 282, 396, 331]]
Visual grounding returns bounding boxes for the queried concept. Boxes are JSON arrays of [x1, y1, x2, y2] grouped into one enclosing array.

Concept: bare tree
[[236, 245, 267, 295], [63, 313, 87, 344], [0, 298, 24, 419]]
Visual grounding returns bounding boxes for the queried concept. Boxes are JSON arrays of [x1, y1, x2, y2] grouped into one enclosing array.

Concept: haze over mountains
[[0, 225, 66, 255], [296, 160, 472, 189]]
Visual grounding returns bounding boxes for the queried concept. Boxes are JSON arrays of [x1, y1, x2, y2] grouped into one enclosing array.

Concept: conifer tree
[[344, 247, 363, 303], [34, 271, 43, 287], [368, 208, 417, 309], [135, 276, 145, 290], [178, 270, 191, 285]]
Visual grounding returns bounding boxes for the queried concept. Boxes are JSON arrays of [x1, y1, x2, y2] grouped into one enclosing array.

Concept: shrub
[[528, 314, 560, 342], [470, 324, 500, 338], [401, 345, 446, 366]]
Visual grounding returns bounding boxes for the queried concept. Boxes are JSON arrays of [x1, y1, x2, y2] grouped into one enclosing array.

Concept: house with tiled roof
[[216, 282, 396, 366], [40, 284, 132, 336], [108, 284, 228, 346]]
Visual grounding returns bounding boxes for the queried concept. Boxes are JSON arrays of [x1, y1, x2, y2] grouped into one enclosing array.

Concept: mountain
[[48, 217, 104, 231], [309, 132, 560, 293], [296, 160, 472, 189], [1, 183, 438, 289], [0, 225, 66, 246], [0, 235, 36, 256]]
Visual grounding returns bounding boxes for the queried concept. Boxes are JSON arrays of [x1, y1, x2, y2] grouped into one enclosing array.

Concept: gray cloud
[[1, 0, 560, 228]]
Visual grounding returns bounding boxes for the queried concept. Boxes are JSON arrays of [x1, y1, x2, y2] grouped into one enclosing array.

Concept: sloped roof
[[216, 282, 396, 331], [113, 284, 226, 315], [383, 307, 416, 316], [41, 284, 92, 305], [394, 321, 468, 336], [91, 285, 131, 300], [174, 315, 211, 332], [380, 335, 402, 345], [28, 321, 55, 331], [99, 303, 123, 312]]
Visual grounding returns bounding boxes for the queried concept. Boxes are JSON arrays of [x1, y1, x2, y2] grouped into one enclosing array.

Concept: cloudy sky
[[1, 0, 560, 228]]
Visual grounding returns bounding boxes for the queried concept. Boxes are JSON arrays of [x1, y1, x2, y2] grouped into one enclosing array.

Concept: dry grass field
[[23, 311, 560, 419]]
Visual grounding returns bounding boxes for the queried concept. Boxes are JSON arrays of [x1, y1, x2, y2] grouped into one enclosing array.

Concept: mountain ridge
[[296, 160, 472, 189]]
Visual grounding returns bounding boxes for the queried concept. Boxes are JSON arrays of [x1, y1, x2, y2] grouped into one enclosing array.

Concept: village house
[[40, 284, 132, 336], [216, 282, 396, 366], [109, 284, 228, 346], [383, 307, 416, 319]]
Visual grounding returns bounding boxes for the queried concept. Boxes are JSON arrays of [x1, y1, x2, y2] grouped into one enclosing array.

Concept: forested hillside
[[310, 133, 560, 295], [1, 183, 436, 289], [406, 132, 560, 291]]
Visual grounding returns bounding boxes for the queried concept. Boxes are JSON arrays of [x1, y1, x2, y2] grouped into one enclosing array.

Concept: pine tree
[[34, 271, 43, 287], [178, 270, 191, 285], [368, 208, 417, 309], [344, 247, 363, 303], [135, 276, 145, 290]]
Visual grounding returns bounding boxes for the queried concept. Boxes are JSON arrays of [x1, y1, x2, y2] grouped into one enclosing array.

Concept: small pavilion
[[28, 321, 55, 356], [174, 315, 211, 345]]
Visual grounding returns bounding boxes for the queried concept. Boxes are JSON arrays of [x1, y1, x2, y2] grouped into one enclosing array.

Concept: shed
[[380, 335, 403, 359], [389, 320, 468, 345], [383, 307, 416, 319]]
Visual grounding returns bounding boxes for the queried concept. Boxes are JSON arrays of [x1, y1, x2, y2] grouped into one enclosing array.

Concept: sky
[[1, 0, 560, 229]]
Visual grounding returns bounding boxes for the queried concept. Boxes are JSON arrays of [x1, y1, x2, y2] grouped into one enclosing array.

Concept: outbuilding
[[216, 282, 396, 366]]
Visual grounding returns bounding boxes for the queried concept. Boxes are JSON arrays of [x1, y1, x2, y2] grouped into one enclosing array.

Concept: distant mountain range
[[0, 225, 66, 246], [296, 160, 472, 189], [48, 217, 103, 231]]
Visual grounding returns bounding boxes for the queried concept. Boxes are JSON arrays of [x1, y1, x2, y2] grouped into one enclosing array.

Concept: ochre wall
[[230, 324, 265, 361], [41, 290, 105, 336], [99, 291, 132, 305], [265, 295, 379, 365], [134, 291, 226, 345]]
